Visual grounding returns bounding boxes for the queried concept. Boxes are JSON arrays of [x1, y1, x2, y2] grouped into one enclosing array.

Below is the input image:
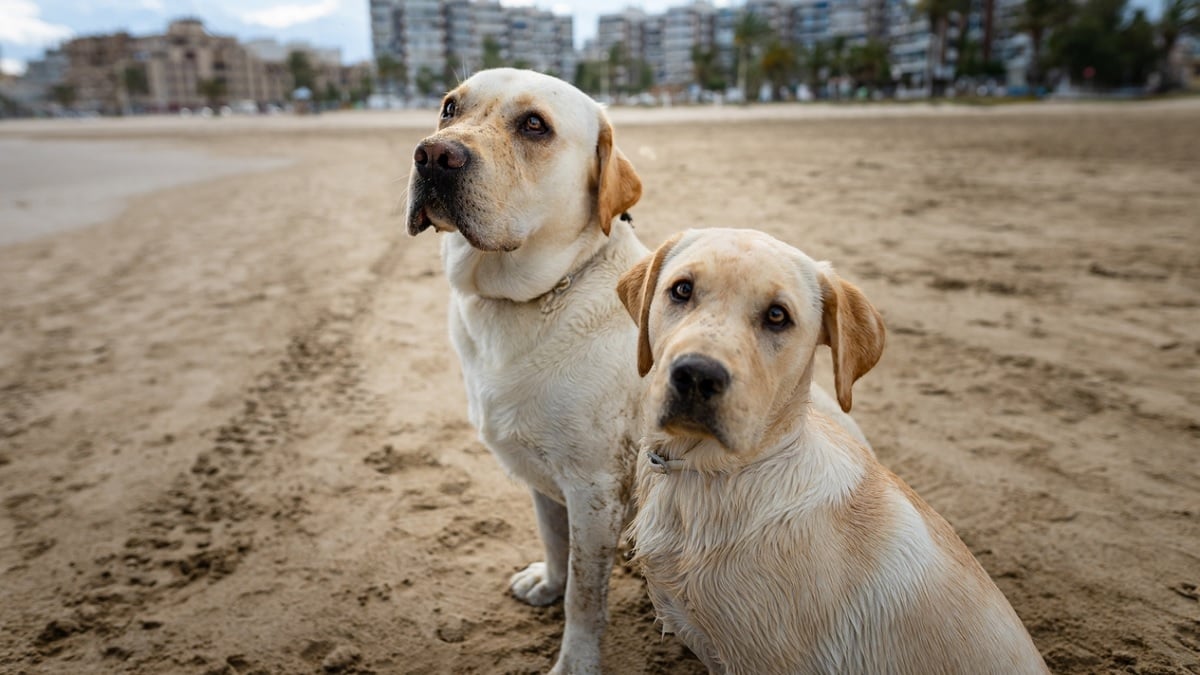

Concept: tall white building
[[663, 3, 715, 86], [369, 0, 576, 94]]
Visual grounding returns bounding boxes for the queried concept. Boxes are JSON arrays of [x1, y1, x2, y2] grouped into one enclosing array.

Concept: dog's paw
[[509, 561, 564, 606]]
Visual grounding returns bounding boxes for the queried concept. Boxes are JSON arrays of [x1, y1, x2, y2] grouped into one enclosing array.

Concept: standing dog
[[618, 229, 1048, 674]]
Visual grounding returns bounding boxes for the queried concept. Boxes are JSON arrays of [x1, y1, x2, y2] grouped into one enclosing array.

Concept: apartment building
[[597, 8, 647, 62], [134, 19, 285, 111], [592, 0, 1032, 92], [663, 4, 716, 87], [370, 0, 575, 94], [61, 32, 138, 113], [507, 7, 575, 78], [53, 19, 347, 113]]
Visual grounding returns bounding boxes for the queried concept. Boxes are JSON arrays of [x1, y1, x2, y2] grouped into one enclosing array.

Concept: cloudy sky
[[0, 0, 1161, 76]]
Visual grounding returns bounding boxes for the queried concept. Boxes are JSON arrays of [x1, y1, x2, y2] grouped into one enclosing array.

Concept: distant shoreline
[[0, 138, 290, 246]]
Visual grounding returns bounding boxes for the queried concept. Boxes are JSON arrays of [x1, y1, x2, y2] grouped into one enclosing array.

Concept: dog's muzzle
[[407, 138, 473, 236], [659, 353, 730, 441]]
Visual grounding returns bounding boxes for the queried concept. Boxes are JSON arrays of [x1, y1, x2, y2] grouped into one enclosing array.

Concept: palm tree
[[848, 39, 893, 91], [917, 0, 956, 95], [981, 0, 997, 63], [691, 46, 726, 91], [761, 42, 796, 100], [1158, 0, 1200, 90], [803, 41, 832, 96], [734, 12, 772, 100], [1019, 0, 1074, 88]]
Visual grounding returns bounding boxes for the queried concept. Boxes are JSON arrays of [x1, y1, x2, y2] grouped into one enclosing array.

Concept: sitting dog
[[407, 68, 869, 673], [406, 68, 646, 673], [617, 228, 1048, 674]]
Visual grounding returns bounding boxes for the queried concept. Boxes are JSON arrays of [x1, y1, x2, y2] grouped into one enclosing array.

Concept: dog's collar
[[541, 212, 633, 301], [646, 450, 692, 475], [476, 212, 633, 306], [532, 235, 614, 309]]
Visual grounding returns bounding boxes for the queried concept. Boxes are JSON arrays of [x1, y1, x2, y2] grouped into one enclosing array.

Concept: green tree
[[482, 35, 506, 69], [444, 54, 464, 87], [847, 39, 893, 90], [607, 42, 627, 94], [287, 50, 316, 91], [350, 74, 373, 103], [1020, 0, 1075, 87], [980, 0, 997, 63], [1048, 0, 1138, 88], [323, 82, 341, 105], [734, 11, 772, 100], [376, 53, 404, 97], [801, 41, 832, 96], [197, 77, 227, 107], [917, 0, 956, 95], [573, 61, 603, 93], [122, 65, 148, 96], [761, 42, 797, 100], [958, 40, 1007, 79], [633, 60, 654, 92], [51, 83, 76, 108], [1157, 0, 1200, 89], [480, 35, 504, 69], [691, 46, 727, 91], [1122, 9, 1158, 86], [415, 65, 438, 97]]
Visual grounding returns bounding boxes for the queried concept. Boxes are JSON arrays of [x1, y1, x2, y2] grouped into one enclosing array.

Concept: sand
[[0, 100, 1197, 674], [0, 138, 290, 246]]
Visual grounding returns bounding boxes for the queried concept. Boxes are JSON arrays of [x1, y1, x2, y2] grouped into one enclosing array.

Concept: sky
[[0, 0, 1163, 76]]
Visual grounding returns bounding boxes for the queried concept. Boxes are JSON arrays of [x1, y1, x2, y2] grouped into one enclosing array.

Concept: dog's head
[[406, 68, 641, 253], [617, 229, 885, 461]]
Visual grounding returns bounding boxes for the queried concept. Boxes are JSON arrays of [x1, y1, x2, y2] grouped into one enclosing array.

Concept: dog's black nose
[[414, 140, 469, 178], [669, 354, 730, 401]]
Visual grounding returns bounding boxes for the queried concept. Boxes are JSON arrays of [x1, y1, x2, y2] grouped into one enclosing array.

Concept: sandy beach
[[1, 100, 1198, 674]]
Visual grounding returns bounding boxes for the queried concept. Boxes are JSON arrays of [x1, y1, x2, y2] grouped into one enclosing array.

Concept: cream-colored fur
[[406, 69, 646, 674], [407, 70, 865, 673], [618, 228, 1048, 675]]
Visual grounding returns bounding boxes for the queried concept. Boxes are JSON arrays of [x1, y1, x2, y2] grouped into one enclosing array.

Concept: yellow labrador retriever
[[406, 68, 646, 673], [406, 70, 864, 672], [618, 228, 1048, 674]]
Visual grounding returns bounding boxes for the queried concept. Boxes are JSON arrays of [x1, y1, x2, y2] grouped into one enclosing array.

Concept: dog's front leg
[[550, 484, 624, 675], [510, 490, 569, 606]]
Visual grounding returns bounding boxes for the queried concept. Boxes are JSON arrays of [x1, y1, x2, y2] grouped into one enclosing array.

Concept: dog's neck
[[442, 217, 637, 303], [643, 404, 869, 507]]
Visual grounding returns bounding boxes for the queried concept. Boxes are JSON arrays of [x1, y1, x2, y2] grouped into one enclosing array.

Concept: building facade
[[370, 0, 576, 96], [592, 0, 1033, 92], [46, 19, 347, 113]]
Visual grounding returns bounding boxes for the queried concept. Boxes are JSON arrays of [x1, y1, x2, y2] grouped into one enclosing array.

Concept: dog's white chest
[[447, 291, 639, 497]]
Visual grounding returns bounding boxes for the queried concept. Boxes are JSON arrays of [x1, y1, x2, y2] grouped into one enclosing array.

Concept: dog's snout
[[414, 140, 470, 177], [670, 354, 730, 401]]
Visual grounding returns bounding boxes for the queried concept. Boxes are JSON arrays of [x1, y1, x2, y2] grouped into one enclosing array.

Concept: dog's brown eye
[[669, 280, 693, 303], [764, 305, 790, 330], [522, 114, 548, 135], [441, 99, 456, 120]]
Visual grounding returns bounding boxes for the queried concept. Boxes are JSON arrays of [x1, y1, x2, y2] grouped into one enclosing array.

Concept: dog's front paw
[[548, 650, 601, 675], [509, 561, 564, 606]]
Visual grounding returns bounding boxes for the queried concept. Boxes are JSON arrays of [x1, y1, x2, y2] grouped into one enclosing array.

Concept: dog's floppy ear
[[819, 268, 886, 412], [595, 115, 642, 235], [617, 233, 682, 377]]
